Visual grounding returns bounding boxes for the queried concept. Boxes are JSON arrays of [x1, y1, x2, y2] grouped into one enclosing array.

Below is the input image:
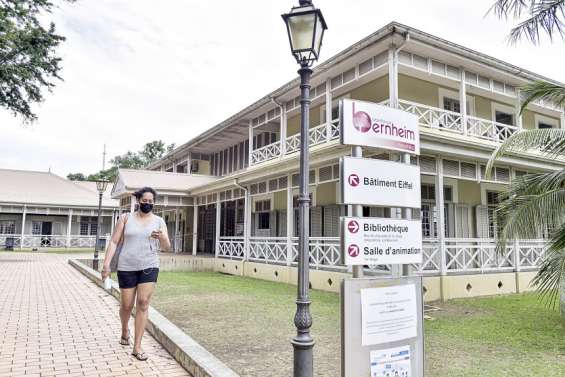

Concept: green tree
[[489, 1, 565, 315], [68, 140, 175, 182], [490, 0, 565, 110], [1, 0, 75, 122], [67, 172, 86, 181]]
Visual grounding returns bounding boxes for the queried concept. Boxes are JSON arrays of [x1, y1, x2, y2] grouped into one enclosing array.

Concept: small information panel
[[342, 277, 424, 377], [341, 217, 422, 265], [340, 157, 421, 208], [340, 98, 420, 154]]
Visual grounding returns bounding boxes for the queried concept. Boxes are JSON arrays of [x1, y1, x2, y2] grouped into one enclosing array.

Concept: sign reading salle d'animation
[[340, 98, 420, 155]]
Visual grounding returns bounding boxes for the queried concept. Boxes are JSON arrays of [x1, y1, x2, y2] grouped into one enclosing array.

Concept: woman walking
[[101, 187, 171, 361]]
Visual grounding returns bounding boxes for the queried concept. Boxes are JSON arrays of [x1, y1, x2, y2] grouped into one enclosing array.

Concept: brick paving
[[0, 252, 191, 377]]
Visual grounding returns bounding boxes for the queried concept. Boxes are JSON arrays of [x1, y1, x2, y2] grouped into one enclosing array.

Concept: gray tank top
[[117, 213, 166, 271]]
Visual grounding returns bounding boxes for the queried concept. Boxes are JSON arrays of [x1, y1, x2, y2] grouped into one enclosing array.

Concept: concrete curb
[[68, 259, 240, 377]]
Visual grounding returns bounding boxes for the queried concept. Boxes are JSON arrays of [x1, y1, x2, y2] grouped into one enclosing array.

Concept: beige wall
[[316, 182, 337, 206], [273, 190, 287, 211], [194, 160, 210, 175], [287, 105, 324, 136], [350, 75, 389, 103], [522, 109, 560, 130], [398, 74, 442, 107], [458, 180, 481, 206]]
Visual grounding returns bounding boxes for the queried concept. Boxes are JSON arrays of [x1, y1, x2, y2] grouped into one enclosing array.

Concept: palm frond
[[520, 80, 565, 113], [489, 0, 532, 19], [485, 129, 565, 178], [507, 0, 565, 44], [531, 223, 565, 309]]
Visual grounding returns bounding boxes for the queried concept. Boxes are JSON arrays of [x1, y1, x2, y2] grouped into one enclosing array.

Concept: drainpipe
[[234, 179, 250, 261], [271, 96, 286, 157]]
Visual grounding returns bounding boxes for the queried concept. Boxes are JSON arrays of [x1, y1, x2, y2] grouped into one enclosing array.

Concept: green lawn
[[2, 248, 94, 254], [152, 272, 565, 377]]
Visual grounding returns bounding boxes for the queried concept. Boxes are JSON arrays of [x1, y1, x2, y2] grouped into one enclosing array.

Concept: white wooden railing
[[0, 234, 109, 249], [466, 115, 518, 142], [216, 236, 548, 275], [395, 99, 464, 133], [250, 141, 281, 164], [251, 121, 341, 165]]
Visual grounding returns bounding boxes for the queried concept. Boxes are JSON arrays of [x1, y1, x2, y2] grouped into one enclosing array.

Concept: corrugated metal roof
[[0, 169, 118, 208], [111, 169, 219, 198]]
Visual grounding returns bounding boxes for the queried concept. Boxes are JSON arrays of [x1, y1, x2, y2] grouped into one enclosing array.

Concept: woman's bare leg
[[120, 288, 136, 339], [133, 282, 155, 354]]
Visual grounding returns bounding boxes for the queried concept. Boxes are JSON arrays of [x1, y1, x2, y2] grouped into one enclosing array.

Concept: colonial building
[[111, 22, 562, 300], [0, 169, 118, 249]]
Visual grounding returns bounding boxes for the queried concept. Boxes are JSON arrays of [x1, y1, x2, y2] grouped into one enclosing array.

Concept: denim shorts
[[117, 268, 159, 289]]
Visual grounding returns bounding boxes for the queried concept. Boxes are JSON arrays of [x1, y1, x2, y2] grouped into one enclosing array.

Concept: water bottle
[[104, 277, 112, 290]]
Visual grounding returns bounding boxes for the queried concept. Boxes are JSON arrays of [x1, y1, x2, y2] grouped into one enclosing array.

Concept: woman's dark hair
[[133, 186, 157, 201]]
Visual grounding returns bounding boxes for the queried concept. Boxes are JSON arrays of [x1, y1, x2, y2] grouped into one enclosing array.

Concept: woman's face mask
[[139, 202, 154, 214]]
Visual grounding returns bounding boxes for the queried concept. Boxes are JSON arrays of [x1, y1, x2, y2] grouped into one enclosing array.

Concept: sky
[[1, 0, 563, 178]]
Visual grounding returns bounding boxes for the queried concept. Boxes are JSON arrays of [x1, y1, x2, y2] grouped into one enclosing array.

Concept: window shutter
[[311, 207, 322, 237], [270, 211, 277, 237], [475, 205, 489, 239], [455, 205, 471, 238], [278, 210, 287, 237], [323, 205, 339, 237]]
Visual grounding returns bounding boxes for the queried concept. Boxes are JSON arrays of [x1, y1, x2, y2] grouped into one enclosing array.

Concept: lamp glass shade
[[282, 4, 327, 65], [96, 180, 109, 193]]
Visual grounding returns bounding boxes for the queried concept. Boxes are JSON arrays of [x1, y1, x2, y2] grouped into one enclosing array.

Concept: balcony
[[249, 99, 521, 165]]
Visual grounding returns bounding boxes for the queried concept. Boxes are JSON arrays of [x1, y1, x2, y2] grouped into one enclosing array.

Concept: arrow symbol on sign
[[348, 173, 360, 187], [347, 220, 359, 233], [347, 244, 360, 257]]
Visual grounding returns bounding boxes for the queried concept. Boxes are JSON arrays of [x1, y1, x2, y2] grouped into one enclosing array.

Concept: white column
[[325, 78, 333, 142], [435, 157, 446, 276], [174, 208, 180, 253], [187, 152, 192, 175], [459, 69, 468, 136], [192, 204, 198, 255], [286, 175, 294, 266], [110, 210, 115, 235], [20, 205, 27, 249], [248, 120, 253, 166], [173, 160, 177, 173], [388, 46, 399, 107], [129, 196, 135, 213], [66, 209, 73, 248], [515, 88, 523, 129], [279, 105, 287, 157], [215, 197, 221, 257], [243, 189, 250, 260]]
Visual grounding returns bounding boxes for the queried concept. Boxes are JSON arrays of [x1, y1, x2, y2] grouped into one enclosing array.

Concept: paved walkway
[[0, 252, 190, 377]]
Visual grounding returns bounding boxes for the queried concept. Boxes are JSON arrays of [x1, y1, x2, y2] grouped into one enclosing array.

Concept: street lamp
[[282, 2, 327, 376], [94, 179, 109, 270]]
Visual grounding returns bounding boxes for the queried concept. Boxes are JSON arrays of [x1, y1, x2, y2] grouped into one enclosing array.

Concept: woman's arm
[[101, 214, 127, 279], [158, 220, 171, 252]]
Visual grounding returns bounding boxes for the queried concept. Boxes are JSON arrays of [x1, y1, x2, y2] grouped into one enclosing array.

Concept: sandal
[[132, 351, 148, 361], [119, 331, 130, 346]]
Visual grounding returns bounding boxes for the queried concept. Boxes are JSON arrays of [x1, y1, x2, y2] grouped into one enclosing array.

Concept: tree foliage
[[67, 140, 176, 182], [0, 0, 74, 122], [490, 1, 565, 113]]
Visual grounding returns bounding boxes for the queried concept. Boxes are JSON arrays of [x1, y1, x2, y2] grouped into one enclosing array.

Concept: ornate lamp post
[[282, 2, 327, 376], [93, 179, 109, 270]]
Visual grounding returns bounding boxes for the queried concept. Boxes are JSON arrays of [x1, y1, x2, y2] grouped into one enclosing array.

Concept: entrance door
[[41, 222, 52, 247], [197, 205, 217, 254]]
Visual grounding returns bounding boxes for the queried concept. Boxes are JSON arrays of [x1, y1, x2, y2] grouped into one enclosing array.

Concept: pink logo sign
[[347, 220, 359, 234], [348, 174, 360, 187], [348, 244, 360, 257], [352, 102, 371, 133]]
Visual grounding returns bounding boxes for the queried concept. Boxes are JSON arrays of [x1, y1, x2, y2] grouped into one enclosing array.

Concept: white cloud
[[1, 0, 563, 178]]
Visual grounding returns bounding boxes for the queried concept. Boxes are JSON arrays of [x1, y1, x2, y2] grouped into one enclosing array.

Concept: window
[[80, 217, 98, 236], [486, 191, 501, 238], [495, 111, 514, 126], [0, 221, 15, 234], [32, 222, 41, 235], [443, 97, 460, 113], [257, 213, 270, 230], [539, 122, 553, 129]]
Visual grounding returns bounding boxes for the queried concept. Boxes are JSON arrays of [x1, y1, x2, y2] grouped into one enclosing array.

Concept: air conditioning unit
[[190, 160, 199, 173]]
